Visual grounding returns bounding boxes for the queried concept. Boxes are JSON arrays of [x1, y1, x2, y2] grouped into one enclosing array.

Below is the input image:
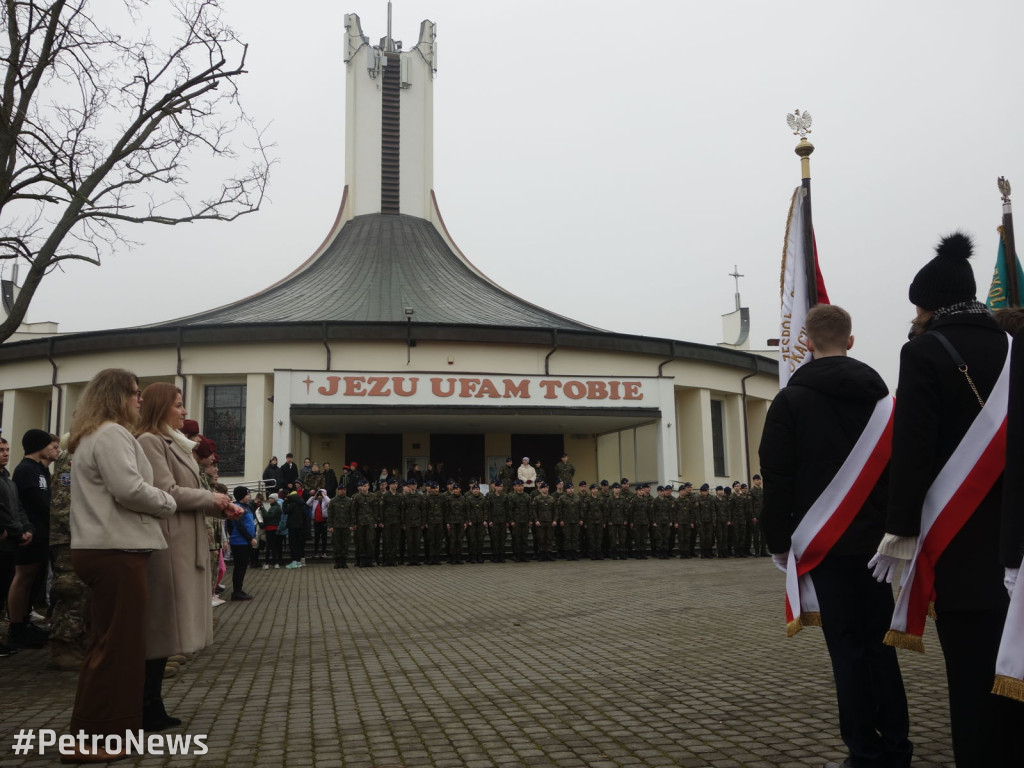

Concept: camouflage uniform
[[556, 488, 581, 560], [464, 489, 487, 563], [498, 462, 517, 491], [714, 491, 732, 558], [402, 489, 426, 565], [694, 490, 716, 557], [446, 490, 467, 564], [732, 490, 752, 558], [423, 490, 447, 565], [531, 489, 557, 561], [327, 493, 354, 568], [555, 459, 575, 487], [587, 489, 607, 560], [607, 491, 629, 559], [629, 489, 651, 559], [486, 488, 509, 563], [677, 489, 695, 558], [352, 489, 379, 567], [507, 488, 532, 562], [651, 490, 673, 558], [48, 450, 89, 669], [380, 488, 403, 566], [750, 483, 767, 556]]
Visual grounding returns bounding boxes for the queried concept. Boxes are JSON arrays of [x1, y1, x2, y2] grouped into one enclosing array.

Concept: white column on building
[[244, 373, 271, 480], [271, 371, 293, 468], [655, 378, 680, 484]]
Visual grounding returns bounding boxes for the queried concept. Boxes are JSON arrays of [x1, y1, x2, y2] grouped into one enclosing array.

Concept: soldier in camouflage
[[586, 484, 607, 560], [507, 480, 531, 562], [352, 480, 378, 567], [48, 445, 90, 670], [650, 485, 672, 558], [733, 484, 752, 557], [446, 485, 467, 564], [380, 480, 403, 566], [557, 482, 581, 560], [630, 484, 651, 559], [694, 484, 715, 557], [531, 482, 557, 561], [555, 453, 575, 487], [606, 483, 628, 560], [750, 474, 767, 556], [485, 480, 509, 563], [498, 458, 517, 492], [327, 486, 354, 569], [422, 482, 446, 565], [464, 484, 487, 564], [714, 486, 732, 558]]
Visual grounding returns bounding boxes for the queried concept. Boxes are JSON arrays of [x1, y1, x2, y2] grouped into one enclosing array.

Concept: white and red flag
[[779, 186, 830, 387]]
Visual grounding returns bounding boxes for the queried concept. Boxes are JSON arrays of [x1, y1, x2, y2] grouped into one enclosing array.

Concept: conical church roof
[[163, 213, 593, 330]]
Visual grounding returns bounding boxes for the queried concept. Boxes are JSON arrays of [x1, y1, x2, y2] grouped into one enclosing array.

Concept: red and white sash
[[885, 339, 1013, 652], [993, 580, 1024, 702], [784, 395, 895, 637]]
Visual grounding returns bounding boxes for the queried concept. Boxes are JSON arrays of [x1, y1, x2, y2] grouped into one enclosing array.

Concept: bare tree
[[0, 0, 271, 342]]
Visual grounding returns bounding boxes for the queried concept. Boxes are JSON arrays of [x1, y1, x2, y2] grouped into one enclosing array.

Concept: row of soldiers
[[322, 475, 767, 567]]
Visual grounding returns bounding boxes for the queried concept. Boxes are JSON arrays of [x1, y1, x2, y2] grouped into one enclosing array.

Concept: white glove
[[771, 553, 788, 573], [1006, 568, 1019, 599], [868, 552, 903, 584]]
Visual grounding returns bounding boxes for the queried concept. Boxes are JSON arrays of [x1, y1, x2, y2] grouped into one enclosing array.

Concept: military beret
[[600, 480, 609, 486], [493, 479, 503, 486], [579, 481, 588, 487], [426, 481, 438, 488], [538, 482, 548, 489], [621, 478, 630, 484], [753, 474, 761, 480], [612, 482, 621, 489], [700, 484, 710, 491], [740, 483, 748, 489], [513, 479, 524, 486], [589, 484, 597, 490], [723, 487, 732, 495], [715, 485, 723, 491], [656, 485, 665, 492]]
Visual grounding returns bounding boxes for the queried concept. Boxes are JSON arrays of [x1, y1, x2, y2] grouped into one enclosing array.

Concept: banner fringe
[[927, 601, 937, 620], [800, 611, 822, 627], [992, 675, 1024, 703], [884, 630, 925, 653], [786, 618, 804, 638]]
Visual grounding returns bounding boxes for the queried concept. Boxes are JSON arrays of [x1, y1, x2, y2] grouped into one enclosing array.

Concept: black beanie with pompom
[[909, 231, 976, 311]]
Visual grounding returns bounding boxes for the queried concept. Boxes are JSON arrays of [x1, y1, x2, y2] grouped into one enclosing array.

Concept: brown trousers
[[69, 550, 150, 736]]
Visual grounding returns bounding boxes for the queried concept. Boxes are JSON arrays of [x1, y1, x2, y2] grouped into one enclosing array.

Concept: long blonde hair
[[69, 369, 141, 452], [137, 382, 182, 436]]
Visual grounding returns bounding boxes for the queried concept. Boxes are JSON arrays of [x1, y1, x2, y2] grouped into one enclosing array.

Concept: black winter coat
[[1001, 330, 1023, 569], [759, 355, 890, 557], [886, 312, 1009, 612]]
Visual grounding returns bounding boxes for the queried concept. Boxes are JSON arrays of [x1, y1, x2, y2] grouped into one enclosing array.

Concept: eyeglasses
[[130, 390, 143, 399]]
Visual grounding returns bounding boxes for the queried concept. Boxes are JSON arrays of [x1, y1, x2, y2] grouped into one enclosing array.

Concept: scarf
[[993, 582, 1024, 702], [933, 299, 991, 319], [885, 338, 1013, 652], [163, 424, 200, 470], [784, 396, 894, 636]]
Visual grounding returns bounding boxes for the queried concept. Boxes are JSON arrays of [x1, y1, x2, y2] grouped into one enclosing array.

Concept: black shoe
[[230, 592, 254, 601], [143, 699, 182, 732], [8, 623, 47, 649], [0, 642, 19, 657], [214, 585, 226, 595]]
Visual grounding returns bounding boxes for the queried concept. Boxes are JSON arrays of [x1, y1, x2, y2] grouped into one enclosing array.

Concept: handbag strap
[[928, 330, 985, 409]]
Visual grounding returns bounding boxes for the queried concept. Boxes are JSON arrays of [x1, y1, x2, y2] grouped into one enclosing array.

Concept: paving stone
[[0, 558, 956, 766]]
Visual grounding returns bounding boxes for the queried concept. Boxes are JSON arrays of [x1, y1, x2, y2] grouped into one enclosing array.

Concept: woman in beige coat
[[137, 383, 233, 731], [67, 369, 176, 760]]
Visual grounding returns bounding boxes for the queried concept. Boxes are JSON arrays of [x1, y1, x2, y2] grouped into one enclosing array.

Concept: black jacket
[[887, 312, 1009, 611], [1001, 329, 1023, 569], [759, 355, 889, 556]]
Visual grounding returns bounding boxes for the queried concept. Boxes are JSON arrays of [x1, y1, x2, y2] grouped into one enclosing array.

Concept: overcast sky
[[20, 0, 1024, 387]]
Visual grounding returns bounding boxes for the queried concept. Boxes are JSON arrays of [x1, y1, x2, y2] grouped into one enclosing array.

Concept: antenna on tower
[[729, 265, 744, 311], [386, 1, 394, 51]]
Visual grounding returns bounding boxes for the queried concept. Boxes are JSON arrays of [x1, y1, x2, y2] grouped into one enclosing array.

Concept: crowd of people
[[252, 464, 767, 568]]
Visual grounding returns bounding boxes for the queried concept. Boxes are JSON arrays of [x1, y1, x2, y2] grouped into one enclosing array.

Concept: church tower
[[343, 7, 437, 222]]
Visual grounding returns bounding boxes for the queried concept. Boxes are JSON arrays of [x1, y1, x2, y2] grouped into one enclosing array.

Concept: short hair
[[0, 437, 7, 445], [805, 304, 852, 352]]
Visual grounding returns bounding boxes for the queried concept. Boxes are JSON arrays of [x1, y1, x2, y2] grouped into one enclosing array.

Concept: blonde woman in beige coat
[[66, 369, 176, 760], [137, 383, 234, 732]]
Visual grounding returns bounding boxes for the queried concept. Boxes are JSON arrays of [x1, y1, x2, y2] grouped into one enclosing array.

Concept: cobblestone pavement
[[2, 557, 955, 767]]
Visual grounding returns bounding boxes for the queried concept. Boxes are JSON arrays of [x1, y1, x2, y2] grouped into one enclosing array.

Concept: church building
[[0, 11, 778, 487]]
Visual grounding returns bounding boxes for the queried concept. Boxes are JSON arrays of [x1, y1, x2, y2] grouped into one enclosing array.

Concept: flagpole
[[998, 176, 1021, 307], [790, 111, 818, 308]]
